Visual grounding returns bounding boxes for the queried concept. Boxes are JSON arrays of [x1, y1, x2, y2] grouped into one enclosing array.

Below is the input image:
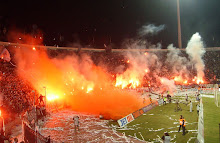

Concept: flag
[[0, 48, 11, 62]]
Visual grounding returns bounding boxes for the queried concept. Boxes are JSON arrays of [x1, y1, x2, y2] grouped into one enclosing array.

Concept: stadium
[[0, 33, 219, 142], [0, 1, 220, 142]]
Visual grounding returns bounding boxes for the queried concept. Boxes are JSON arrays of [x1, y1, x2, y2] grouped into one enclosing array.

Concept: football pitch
[[203, 97, 220, 143], [110, 94, 220, 142], [110, 101, 198, 142]]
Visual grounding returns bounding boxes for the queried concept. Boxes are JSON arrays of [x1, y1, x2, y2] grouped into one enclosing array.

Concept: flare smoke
[[186, 33, 206, 79]]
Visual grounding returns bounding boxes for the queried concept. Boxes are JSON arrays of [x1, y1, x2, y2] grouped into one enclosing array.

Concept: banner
[[117, 114, 134, 127], [132, 109, 144, 119], [142, 104, 153, 113], [117, 101, 159, 127]]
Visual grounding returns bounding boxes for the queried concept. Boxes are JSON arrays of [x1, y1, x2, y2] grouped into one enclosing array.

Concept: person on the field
[[178, 115, 183, 132], [185, 94, 188, 102], [164, 97, 167, 105], [73, 116, 80, 132], [198, 94, 201, 102], [189, 100, 193, 112], [196, 104, 200, 115], [143, 97, 145, 104], [182, 117, 186, 135], [167, 94, 171, 103], [158, 94, 161, 99], [149, 97, 152, 104], [196, 93, 201, 102], [38, 94, 44, 105], [161, 132, 170, 143], [175, 99, 182, 111]]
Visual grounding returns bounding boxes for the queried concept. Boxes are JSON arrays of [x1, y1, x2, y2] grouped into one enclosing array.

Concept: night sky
[[1, 0, 220, 48]]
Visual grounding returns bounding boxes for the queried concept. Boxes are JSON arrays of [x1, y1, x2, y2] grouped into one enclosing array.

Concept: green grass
[[203, 97, 220, 143], [109, 101, 198, 142]]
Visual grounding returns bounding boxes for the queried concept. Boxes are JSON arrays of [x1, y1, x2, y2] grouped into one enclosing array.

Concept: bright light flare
[[86, 87, 93, 93], [174, 76, 182, 82], [32, 47, 36, 51], [47, 94, 59, 101], [193, 76, 204, 84], [174, 77, 178, 81], [144, 69, 148, 73], [173, 76, 188, 85], [196, 79, 204, 84], [115, 76, 140, 89]]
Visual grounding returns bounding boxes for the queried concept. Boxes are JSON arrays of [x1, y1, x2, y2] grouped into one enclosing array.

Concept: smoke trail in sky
[[138, 24, 165, 36]]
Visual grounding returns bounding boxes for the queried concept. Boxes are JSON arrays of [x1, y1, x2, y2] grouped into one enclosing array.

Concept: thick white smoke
[[116, 32, 207, 94], [186, 33, 206, 79], [166, 44, 190, 79]]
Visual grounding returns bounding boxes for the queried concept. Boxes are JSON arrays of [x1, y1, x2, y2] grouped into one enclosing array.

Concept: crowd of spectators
[[0, 58, 48, 142], [0, 59, 35, 115]]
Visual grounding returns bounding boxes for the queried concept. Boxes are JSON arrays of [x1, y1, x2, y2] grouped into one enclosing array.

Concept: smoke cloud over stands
[[10, 31, 144, 120], [115, 33, 206, 93], [5, 29, 207, 119]]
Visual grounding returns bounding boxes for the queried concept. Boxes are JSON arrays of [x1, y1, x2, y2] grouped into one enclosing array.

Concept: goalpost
[[214, 84, 219, 107]]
